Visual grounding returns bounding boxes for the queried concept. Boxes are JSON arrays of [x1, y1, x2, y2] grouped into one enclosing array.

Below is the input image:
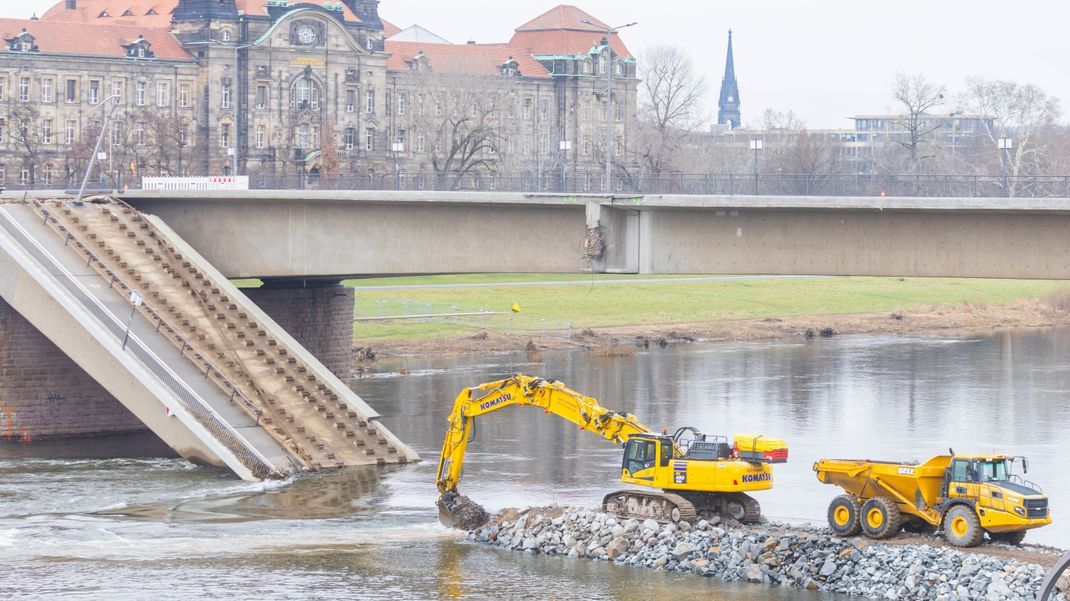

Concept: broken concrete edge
[[0, 204, 265, 481], [144, 210, 421, 464]]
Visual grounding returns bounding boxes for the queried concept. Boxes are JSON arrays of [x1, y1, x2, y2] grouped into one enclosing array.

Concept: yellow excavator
[[435, 375, 789, 530]]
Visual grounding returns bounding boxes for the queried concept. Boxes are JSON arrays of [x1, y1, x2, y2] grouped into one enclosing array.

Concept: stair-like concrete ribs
[[25, 197, 417, 477]]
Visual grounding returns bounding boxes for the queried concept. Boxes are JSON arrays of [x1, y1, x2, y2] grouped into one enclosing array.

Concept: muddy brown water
[[2, 328, 1068, 599]]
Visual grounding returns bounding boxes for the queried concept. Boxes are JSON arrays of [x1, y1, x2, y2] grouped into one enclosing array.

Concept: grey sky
[[9, 0, 1068, 128]]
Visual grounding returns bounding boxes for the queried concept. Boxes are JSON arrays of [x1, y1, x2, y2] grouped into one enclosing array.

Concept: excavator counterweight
[[434, 375, 789, 529]]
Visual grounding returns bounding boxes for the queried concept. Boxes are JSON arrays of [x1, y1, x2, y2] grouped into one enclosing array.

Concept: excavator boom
[[435, 374, 651, 497]]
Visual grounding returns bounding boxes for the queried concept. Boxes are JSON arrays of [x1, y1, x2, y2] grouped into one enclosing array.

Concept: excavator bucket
[[437, 491, 490, 531]]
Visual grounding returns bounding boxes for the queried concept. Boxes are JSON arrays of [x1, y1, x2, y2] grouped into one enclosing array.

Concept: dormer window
[[222, 29, 231, 42], [98, 10, 109, 17], [500, 57, 520, 78], [408, 51, 429, 73], [146, 8, 157, 15], [122, 9, 134, 16], [123, 36, 154, 59], [6, 30, 38, 53]]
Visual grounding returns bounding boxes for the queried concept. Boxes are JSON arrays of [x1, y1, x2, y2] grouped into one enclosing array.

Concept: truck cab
[[944, 454, 1050, 542]]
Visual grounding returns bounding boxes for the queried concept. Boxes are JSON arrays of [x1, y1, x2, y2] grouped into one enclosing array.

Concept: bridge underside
[[121, 192, 1070, 280]]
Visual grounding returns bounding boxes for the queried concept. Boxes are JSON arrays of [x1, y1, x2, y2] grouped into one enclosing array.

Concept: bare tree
[[8, 105, 42, 185], [785, 129, 843, 193], [319, 117, 340, 187], [141, 110, 195, 177], [757, 108, 806, 131], [411, 74, 518, 190], [961, 77, 1061, 196], [891, 73, 947, 168], [636, 45, 707, 176]]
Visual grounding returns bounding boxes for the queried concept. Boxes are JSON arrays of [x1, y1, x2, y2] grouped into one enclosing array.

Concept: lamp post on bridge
[[76, 94, 121, 203], [559, 140, 572, 192], [749, 138, 763, 195], [998, 137, 1013, 198], [582, 19, 637, 196], [392, 141, 404, 191]]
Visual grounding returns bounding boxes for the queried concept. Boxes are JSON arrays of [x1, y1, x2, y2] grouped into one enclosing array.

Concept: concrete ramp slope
[[0, 197, 418, 481]]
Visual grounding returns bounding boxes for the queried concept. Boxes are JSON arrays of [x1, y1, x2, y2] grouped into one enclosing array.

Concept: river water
[[2, 328, 1068, 600]]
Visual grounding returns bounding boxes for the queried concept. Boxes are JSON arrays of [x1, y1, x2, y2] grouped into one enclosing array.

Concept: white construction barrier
[[141, 176, 249, 191]]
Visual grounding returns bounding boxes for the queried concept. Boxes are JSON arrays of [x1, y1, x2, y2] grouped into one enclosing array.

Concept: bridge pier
[[0, 299, 144, 440], [241, 279, 355, 380]]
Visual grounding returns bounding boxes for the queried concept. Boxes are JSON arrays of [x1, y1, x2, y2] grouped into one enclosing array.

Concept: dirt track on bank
[[355, 297, 1070, 360]]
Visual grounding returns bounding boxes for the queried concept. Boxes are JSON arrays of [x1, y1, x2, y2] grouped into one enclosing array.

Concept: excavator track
[[677, 492, 763, 524], [602, 490, 697, 524]]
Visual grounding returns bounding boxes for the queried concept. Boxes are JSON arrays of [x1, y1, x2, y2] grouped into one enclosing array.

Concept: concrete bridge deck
[[0, 198, 417, 479], [117, 190, 1070, 280]]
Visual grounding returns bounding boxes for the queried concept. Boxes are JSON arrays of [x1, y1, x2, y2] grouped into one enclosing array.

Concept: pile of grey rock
[[469, 506, 1066, 601]]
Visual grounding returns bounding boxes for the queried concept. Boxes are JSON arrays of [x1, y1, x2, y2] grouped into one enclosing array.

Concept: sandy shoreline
[[354, 298, 1070, 361]]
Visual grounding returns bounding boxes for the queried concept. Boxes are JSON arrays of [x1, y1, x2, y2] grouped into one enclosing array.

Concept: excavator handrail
[[435, 374, 653, 496]]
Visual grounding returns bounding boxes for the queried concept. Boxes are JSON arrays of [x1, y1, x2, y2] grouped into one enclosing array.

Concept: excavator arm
[[436, 374, 651, 497]]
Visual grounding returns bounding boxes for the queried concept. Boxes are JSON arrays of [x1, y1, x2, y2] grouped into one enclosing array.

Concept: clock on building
[[297, 25, 317, 44]]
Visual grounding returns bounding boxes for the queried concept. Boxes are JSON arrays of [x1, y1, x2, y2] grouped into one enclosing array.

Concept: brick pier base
[[241, 281, 355, 380], [0, 299, 144, 440]]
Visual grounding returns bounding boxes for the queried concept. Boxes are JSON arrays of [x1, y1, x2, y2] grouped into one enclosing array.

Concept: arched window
[[289, 79, 322, 111]]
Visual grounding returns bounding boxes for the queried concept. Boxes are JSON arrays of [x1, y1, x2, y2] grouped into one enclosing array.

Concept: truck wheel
[[990, 531, 1027, 546], [827, 494, 862, 537], [860, 497, 903, 539], [944, 505, 984, 547]]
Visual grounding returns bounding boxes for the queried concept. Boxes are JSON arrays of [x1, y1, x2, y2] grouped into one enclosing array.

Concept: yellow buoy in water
[[511, 303, 521, 313]]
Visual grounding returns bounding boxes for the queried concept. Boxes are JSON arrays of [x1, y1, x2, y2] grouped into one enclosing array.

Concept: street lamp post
[[76, 94, 121, 203], [582, 19, 637, 196], [559, 140, 571, 192], [392, 141, 404, 190], [750, 138, 763, 195], [998, 137, 1013, 197]]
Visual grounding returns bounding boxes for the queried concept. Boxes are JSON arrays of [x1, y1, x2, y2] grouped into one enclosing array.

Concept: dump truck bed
[[813, 456, 953, 520]]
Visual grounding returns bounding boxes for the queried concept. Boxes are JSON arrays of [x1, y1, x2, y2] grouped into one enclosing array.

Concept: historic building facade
[[0, 0, 638, 190]]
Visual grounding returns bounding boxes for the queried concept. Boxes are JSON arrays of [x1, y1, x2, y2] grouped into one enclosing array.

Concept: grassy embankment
[[319, 275, 1070, 342]]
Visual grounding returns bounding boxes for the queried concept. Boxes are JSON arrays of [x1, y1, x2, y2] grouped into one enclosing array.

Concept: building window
[[582, 61, 591, 74], [416, 133, 425, 153], [615, 101, 623, 122], [365, 127, 375, 151], [255, 85, 267, 109], [615, 140, 622, 157], [0, 167, 5, 184], [65, 120, 76, 145], [19, 168, 31, 185], [0, 118, 5, 141], [112, 80, 123, 103], [582, 137, 590, 156], [156, 82, 170, 107], [221, 29, 231, 42], [365, 36, 373, 51], [221, 83, 231, 108], [433, 94, 442, 116], [345, 89, 356, 112], [615, 63, 623, 76], [365, 89, 375, 114], [344, 127, 355, 150], [396, 128, 406, 147], [522, 98, 531, 119], [19, 77, 30, 102], [178, 84, 190, 108], [0, 78, 5, 101], [178, 124, 189, 146], [538, 98, 548, 119], [110, 122, 123, 146], [89, 80, 100, 104], [41, 78, 53, 103], [42, 120, 53, 145], [398, 92, 406, 115], [65, 79, 77, 103], [219, 123, 231, 147], [255, 124, 266, 149], [135, 81, 145, 106], [42, 164, 53, 185], [135, 121, 145, 146], [598, 56, 607, 74]]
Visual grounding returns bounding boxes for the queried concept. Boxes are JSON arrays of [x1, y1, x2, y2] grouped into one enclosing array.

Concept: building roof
[[388, 24, 450, 45], [380, 17, 402, 37], [0, 17, 192, 60], [41, 0, 362, 27], [385, 40, 550, 78], [509, 4, 631, 58]]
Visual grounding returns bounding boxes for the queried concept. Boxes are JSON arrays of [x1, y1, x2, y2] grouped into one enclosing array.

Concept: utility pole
[[582, 20, 637, 196]]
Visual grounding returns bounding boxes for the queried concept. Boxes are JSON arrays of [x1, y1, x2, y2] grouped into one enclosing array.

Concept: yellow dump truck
[[814, 454, 1051, 547]]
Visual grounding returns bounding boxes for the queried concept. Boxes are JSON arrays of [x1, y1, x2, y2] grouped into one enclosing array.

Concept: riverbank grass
[[344, 275, 1070, 341]]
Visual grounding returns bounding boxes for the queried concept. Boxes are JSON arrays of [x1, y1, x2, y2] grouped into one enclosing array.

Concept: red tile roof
[[41, 0, 361, 27], [385, 40, 550, 78], [381, 17, 402, 37], [510, 4, 631, 58], [0, 18, 192, 60]]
